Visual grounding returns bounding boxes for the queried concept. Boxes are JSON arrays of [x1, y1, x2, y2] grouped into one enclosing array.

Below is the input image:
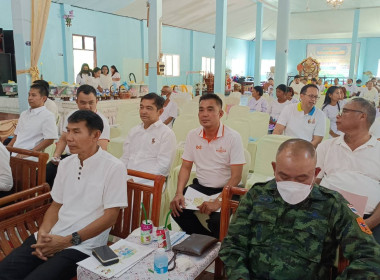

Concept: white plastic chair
[[248, 112, 270, 140], [172, 97, 190, 111], [227, 105, 250, 120], [180, 102, 199, 116], [192, 95, 201, 103], [224, 118, 250, 149], [172, 115, 199, 143], [230, 91, 242, 99]]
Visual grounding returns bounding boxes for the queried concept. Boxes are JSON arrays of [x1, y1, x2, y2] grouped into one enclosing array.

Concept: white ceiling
[[53, 0, 380, 40]]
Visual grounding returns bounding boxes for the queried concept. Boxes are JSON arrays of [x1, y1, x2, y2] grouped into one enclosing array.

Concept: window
[[202, 57, 215, 75], [162, 54, 180, 76], [377, 59, 380, 78], [231, 58, 246, 76], [73, 35, 96, 81]]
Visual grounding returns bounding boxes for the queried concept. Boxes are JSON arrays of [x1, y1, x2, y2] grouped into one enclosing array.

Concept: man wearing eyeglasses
[[273, 84, 326, 148], [316, 98, 380, 244]]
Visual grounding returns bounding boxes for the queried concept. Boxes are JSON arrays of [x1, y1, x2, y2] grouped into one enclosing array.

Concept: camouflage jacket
[[219, 180, 380, 280]]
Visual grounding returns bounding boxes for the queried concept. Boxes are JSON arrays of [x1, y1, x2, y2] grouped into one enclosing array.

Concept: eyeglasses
[[304, 94, 320, 100], [338, 108, 365, 116]]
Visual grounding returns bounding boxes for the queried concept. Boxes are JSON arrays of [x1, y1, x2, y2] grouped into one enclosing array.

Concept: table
[[77, 234, 220, 280], [0, 97, 19, 114]]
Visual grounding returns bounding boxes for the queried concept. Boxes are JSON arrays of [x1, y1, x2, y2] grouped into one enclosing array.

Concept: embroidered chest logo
[[216, 146, 226, 153], [308, 118, 316, 124], [152, 138, 155, 144], [196, 145, 202, 150]]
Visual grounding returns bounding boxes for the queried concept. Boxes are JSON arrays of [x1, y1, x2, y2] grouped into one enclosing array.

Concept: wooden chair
[[0, 183, 50, 208], [6, 147, 49, 193], [0, 195, 52, 261], [110, 169, 166, 239]]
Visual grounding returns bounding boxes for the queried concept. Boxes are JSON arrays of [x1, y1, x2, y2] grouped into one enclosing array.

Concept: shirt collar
[[336, 134, 378, 149], [198, 123, 225, 142], [29, 106, 45, 114], [75, 146, 102, 166], [297, 102, 315, 116], [139, 119, 163, 130]]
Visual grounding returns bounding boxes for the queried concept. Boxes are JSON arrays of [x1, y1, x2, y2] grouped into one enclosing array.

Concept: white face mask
[[276, 180, 313, 205]]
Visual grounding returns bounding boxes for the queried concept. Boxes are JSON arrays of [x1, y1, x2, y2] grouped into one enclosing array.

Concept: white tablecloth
[[77, 235, 220, 280], [0, 97, 19, 114]]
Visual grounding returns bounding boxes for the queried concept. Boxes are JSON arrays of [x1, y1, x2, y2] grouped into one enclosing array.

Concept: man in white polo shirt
[[160, 86, 178, 128], [46, 84, 110, 187], [120, 93, 176, 182], [290, 75, 303, 96], [8, 83, 58, 157], [0, 142, 13, 197], [0, 110, 127, 279], [273, 84, 326, 148], [170, 93, 245, 238], [316, 98, 380, 243]]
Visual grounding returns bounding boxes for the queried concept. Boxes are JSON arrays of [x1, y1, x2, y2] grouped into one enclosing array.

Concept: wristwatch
[[71, 232, 82, 245]]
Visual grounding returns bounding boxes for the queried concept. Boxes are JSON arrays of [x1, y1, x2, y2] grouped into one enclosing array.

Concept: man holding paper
[[170, 93, 245, 238]]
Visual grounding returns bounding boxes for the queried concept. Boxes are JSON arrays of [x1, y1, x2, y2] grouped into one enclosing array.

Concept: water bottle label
[[154, 264, 168, 274]]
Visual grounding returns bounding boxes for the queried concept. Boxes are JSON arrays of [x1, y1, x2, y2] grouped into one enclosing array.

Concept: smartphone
[[92, 245, 119, 266]]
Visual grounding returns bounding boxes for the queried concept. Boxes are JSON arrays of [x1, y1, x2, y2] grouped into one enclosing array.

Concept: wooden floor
[[0, 112, 19, 121]]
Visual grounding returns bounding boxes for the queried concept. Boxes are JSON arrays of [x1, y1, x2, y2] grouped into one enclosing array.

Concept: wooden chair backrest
[[110, 169, 166, 239], [6, 147, 49, 192], [0, 197, 51, 261], [0, 183, 50, 208]]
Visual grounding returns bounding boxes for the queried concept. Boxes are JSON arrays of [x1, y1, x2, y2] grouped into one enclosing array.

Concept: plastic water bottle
[[154, 248, 168, 280]]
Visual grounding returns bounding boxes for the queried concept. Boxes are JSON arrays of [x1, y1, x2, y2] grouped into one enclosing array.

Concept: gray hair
[[349, 98, 376, 127]]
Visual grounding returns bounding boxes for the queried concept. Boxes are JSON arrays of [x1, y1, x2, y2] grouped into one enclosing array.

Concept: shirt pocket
[[142, 136, 161, 159]]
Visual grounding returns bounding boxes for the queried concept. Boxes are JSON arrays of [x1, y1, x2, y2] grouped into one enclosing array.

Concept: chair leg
[[214, 257, 224, 280]]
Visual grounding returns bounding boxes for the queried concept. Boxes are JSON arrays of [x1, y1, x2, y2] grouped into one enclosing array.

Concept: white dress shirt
[[248, 97, 268, 112], [290, 81, 304, 95], [182, 124, 246, 189], [277, 103, 326, 142], [360, 88, 379, 105], [50, 148, 127, 255], [0, 142, 12, 191], [120, 120, 176, 177], [13, 106, 58, 150], [159, 100, 178, 128]]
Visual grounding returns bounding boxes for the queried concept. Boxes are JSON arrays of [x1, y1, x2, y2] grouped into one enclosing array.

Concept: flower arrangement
[[63, 10, 74, 27]]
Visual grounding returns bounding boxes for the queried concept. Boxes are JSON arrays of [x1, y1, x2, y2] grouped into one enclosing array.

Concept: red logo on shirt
[[216, 146, 226, 153], [196, 145, 202, 150], [152, 138, 155, 144]]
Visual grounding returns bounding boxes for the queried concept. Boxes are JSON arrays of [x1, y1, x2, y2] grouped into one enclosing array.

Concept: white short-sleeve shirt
[[159, 100, 178, 128], [50, 148, 127, 255], [290, 81, 304, 95], [322, 103, 342, 136], [88, 77, 101, 91], [76, 73, 91, 85], [360, 88, 379, 105], [100, 74, 112, 90], [267, 100, 291, 121], [120, 120, 176, 177], [112, 72, 121, 87], [343, 84, 357, 95], [248, 97, 268, 113], [182, 124, 246, 189], [316, 136, 380, 214], [0, 142, 12, 192], [14, 106, 58, 150], [276, 103, 326, 141]]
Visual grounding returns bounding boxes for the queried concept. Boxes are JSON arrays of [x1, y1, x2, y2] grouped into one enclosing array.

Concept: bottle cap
[[157, 248, 165, 253]]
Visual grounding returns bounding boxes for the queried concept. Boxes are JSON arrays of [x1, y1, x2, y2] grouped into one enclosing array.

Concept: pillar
[[60, 4, 74, 83], [254, 1, 263, 86], [148, 0, 162, 93], [214, 0, 227, 94], [349, 9, 360, 80]]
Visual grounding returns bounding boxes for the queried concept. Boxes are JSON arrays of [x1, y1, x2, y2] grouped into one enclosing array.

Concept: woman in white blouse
[[75, 63, 92, 85], [100, 65, 112, 90], [322, 86, 341, 138], [110, 65, 121, 88], [88, 67, 103, 93], [248, 86, 267, 112]]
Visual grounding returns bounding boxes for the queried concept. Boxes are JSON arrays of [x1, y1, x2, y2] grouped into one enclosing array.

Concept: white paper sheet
[[184, 187, 220, 212]]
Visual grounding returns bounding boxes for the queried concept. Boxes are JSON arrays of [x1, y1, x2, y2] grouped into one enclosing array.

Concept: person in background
[[322, 86, 342, 138], [219, 139, 380, 279], [343, 78, 357, 97], [286, 86, 299, 104], [333, 78, 340, 86], [289, 75, 303, 96], [356, 79, 363, 88], [33, 80, 58, 121], [75, 63, 92, 85], [248, 86, 267, 112], [100, 65, 112, 91], [267, 84, 291, 128], [110, 65, 121, 88], [0, 142, 13, 197], [160, 86, 178, 128], [360, 81, 379, 106], [317, 78, 325, 92], [89, 67, 103, 93], [267, 78, 274, 97], [8, 84, 58, 158], [311, 78, 317, 85], [338, 87, 348, 107]]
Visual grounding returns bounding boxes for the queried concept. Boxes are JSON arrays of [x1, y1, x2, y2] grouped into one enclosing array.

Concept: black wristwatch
[[71, 232, 82, 245]]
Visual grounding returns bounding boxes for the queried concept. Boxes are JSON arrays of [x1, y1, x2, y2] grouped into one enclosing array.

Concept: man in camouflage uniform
[[219, 139, 380, 279]]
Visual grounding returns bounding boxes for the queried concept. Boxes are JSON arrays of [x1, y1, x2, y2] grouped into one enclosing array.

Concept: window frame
[[162, 53, 180, 77], [72, 34, 97, 67], [201, 56, 215, 75]]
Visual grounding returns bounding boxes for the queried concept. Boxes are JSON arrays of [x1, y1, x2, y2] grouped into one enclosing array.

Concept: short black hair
[[300, 84, 319, 95], [93, 67, 101, 74], [276, 84, 287, 93], [67, 110, 104, 133], [101, 65, 109, 74], [356, 79, 362, 83], [311, 78, 317, 82], [30, 83, 48, 97], [33, 80, 50, 91], [199, 93, 223, 108], [253, 86, 263, 96], [268, 78, 274, 81], [294, 75, 300, 79], [141, 92, 165, 110], [76, 84, 97, 98]]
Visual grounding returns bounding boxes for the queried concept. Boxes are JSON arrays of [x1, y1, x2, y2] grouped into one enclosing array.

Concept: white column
[[274, 0, 290, 87], [148, 0, 162, 93], [254, 1, 263, 86], [60, 4, 74, 83], [214, 0, 227, 94], [349, 9, 360, 80]]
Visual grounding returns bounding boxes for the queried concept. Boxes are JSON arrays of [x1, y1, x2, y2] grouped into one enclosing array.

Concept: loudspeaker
[[0, 53, 13, 96], [3, 30, 15, 54]]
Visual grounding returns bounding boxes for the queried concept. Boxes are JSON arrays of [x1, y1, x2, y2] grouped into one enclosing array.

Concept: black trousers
[[0, 235, 88, 280], [45, 154, 70, 188], [172, 179, 223, 239]]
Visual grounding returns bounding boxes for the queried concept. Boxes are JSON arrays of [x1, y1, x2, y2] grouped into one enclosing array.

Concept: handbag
[[168, 234, 218, 271]]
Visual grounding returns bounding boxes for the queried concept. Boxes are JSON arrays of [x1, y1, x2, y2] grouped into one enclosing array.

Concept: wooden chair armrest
[[0, 183, 50, 207]]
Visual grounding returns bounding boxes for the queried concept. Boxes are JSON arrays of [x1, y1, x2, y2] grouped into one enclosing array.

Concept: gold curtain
[[16, 0, 51, 82]]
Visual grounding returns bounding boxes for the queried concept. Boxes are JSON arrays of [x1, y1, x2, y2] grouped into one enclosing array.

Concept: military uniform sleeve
[[332, 198, 380, 279], [219, 191, 253, 280]]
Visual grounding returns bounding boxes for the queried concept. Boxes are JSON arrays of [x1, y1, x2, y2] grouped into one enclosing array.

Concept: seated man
[[360, 81, 379, 106], [8, 83, 58, 157], [0, 142, 13, 196], [46, 84, 110, 187], [273, 84, 326, 148], [32, 80, 59, 121], [120, 93, 176, 183], [170, 93, 245, 238], [0, 110, 127, 280], [289, 75, 303, 96], [160, 86, 178, 128], [316, 98, 380, 243], [220, 139, 380, 279], [343, 78, 358, 97]]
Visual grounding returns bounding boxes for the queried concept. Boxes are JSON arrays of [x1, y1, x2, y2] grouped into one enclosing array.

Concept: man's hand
[[31, 233, 70, 260], [170, 194, 186, 217], [198, 200, 221, 215], [15, 154, 28, 159]]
